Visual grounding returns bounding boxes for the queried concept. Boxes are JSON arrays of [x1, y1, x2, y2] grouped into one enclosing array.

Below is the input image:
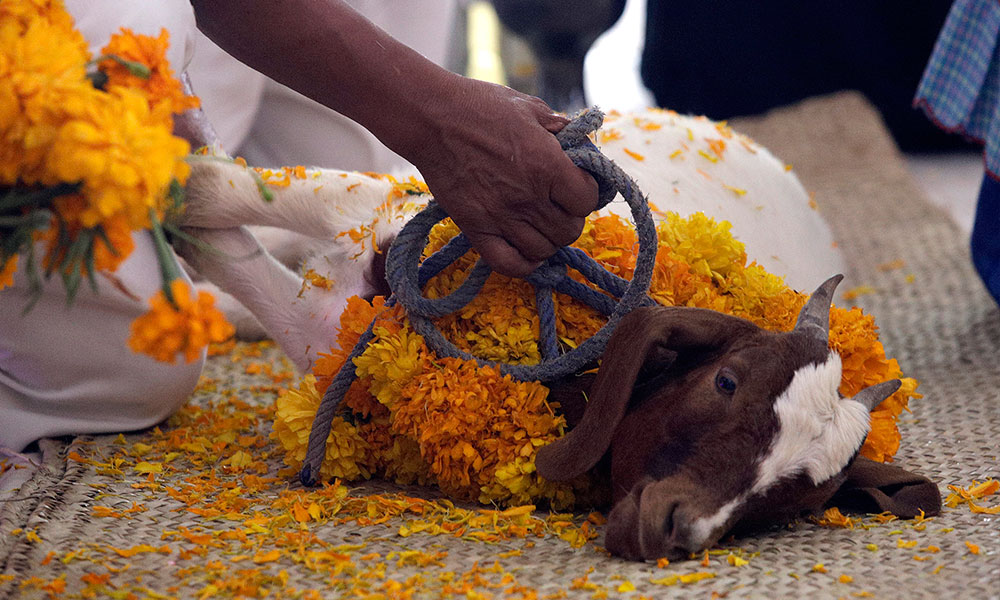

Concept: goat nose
[[663, 509, 702, 557], [636, 484, 685, 561]]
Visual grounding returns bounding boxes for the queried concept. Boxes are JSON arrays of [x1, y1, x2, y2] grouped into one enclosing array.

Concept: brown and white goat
[[175, 111, 938, 561], [176, 109, 846, 372], [538, 275, 936, 560]]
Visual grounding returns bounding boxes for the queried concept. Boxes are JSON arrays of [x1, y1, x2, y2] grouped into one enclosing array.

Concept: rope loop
[[300, 108, 657, 486]]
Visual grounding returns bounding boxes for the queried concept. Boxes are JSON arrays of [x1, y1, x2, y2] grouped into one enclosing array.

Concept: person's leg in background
[[971, 173, 1000, 303], [912, 0, 1000, 305]]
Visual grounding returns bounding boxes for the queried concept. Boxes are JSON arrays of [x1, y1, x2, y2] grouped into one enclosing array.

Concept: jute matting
[[2, 92, 998, 599]]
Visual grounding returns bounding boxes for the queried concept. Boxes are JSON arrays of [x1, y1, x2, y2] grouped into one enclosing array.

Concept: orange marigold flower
[[99, 28, 199, 118], [91, 214, 135, 272], [0, 255, 17, 290], [36, 198, 135, 276], [128, 279, 234, 363]]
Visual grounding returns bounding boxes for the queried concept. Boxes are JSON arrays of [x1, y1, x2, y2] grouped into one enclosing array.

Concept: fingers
[[539, 111, 570, 134], [472, 235, 542, 278], [549, 164, 600, 219], [533, 108, 600, 219], [517, 95, 568, 134], [463, 211, 568, 278]]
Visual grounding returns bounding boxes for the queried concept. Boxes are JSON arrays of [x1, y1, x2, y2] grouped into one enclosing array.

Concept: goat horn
[[793, 274, 843, 344], [852, 379, 902, 412]]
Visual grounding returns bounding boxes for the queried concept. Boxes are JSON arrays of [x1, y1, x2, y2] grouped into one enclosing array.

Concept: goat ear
[[827, 456, 942, 518], [535, 306, 754, 482]]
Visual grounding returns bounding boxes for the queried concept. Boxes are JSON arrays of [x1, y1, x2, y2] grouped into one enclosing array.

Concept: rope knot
[[525, 261, 566, 289]]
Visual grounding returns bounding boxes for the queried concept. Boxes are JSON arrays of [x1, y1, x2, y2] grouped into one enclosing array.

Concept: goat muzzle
[[605, 479, 729, 561]]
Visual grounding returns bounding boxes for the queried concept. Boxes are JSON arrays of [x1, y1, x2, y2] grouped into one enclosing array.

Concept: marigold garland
[[274, 211, 920, 508], [1, 0, 233, 363]]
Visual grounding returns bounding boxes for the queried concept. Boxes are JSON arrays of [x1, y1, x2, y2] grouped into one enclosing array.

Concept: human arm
[[189, 0, 598, 276]]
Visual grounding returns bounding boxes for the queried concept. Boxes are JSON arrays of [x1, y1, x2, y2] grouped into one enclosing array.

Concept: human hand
[[407, 77, 599, 277]]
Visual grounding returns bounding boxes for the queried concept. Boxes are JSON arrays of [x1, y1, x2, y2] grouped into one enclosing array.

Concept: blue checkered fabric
[[914, 0, 1000, 179]]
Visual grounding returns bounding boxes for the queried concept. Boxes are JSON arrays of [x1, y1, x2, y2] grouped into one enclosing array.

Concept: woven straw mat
[[1, 92, 997, 599]]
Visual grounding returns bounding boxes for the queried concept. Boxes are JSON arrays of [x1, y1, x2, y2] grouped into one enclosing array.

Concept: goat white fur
[[595, 110, 844, 287], [176, 109, 845, 372]]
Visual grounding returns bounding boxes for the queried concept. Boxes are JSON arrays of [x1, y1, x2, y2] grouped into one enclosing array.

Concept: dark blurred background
[[488, 0, 968, 152]]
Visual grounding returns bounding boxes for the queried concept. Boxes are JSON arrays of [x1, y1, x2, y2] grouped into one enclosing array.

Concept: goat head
[[537, 275, 939, 561]]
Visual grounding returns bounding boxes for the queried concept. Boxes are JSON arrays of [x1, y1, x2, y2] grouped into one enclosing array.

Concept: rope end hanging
[[299, 464, 315, 487]]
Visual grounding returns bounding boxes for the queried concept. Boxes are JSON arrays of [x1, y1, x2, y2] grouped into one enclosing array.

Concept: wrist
[[364, 68, 470, 164]]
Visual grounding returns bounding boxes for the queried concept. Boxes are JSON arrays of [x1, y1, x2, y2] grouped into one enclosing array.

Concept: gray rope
[[300, 108, 657, 486]]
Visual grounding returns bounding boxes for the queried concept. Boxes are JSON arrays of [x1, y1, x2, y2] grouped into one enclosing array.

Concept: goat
[[177, 109, 845, 372], [175, 110, 938, 561], [537, 275, 937, 560]]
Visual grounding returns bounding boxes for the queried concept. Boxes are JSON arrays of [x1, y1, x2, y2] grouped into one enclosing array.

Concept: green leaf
[[0, 182, 80, 212], [149, 209, 182, 306], [21, 243, 43, 315], [99, 54, 152, 79], [85, 242, 99, 293], [168, 178, 185, 212], [60, 229, 94, 306], [63, 259, 82, 306]]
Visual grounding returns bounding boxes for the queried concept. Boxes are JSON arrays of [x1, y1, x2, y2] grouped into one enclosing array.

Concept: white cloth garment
[[187, 0, 459, 171], [0, 1, 203, 454]]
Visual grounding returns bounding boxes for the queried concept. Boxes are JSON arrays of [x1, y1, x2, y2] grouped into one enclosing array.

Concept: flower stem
[[148, 209, 182, 306]]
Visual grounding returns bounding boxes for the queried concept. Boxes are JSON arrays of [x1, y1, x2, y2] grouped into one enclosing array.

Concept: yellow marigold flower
[[659, 212, 746, 281], [357, 420, 428, 486], [860, 410, 900, 463], [0, 254, 17, 289], [0, 7, 190, 233], [314, 295, 390, 390], [44, 86, 190, 229], [484, 456, 574, 510], [128, 279, 234, 364], [91, 214, 136, 272], [99, 28, 200, 118], [341, 376, 389, 421], [270, 374, 370, 482], [0, 0, 75, 30], [353, 323, 429, 407], [0, 11, 91, 182]]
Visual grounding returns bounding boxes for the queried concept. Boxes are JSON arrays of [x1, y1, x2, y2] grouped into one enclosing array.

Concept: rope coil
[[300, 109, 658, 486]]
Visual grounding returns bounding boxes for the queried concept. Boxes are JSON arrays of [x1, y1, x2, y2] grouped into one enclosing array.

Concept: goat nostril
[[662, 502, 677, 541]]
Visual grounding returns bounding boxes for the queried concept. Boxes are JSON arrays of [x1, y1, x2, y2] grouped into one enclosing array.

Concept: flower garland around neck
[[272, 211, 920, 510], [0, 0, 233, 362]]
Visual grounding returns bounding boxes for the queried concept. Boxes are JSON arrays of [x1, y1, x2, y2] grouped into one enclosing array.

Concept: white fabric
[[0, 236, 203, 452], [64, 0, 198, 72], [0, 2, 203, 453], [187, 0, 459, 171]]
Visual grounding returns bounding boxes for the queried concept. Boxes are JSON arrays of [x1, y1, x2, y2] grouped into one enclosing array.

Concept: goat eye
[[715, 369, 738, 395]]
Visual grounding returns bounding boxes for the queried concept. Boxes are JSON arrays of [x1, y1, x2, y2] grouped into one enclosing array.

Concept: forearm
[[190, 0, 457, 161], [189, 0, 598, 277]]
